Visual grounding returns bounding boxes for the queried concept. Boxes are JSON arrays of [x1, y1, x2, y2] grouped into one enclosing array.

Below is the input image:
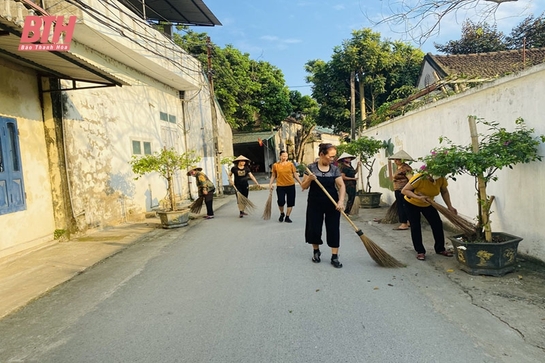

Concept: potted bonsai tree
[[220, 156, 236, 195], [130, 148, 200, 228], [421, 116, 545, 276], [338, 136, 384, 208]]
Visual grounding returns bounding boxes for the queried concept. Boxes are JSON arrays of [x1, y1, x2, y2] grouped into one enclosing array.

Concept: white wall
[[0, 60, 56, 258], [61, 48, 231, 229], [363, 63, 545, 261]]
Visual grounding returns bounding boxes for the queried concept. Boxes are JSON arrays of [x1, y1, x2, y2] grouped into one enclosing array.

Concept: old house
[[0, 0, 231, 259]]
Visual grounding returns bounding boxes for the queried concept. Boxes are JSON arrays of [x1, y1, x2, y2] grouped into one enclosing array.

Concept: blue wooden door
[[0, 117, 26, 214]]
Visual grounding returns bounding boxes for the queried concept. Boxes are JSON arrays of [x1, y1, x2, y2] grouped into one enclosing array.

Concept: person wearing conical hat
[[187, 166, 215, 219], [228, 155, 260, 218], [337, 152, 359, 215], [388, 150, 414, 230]]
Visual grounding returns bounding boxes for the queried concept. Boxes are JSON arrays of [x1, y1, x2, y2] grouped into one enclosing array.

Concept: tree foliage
[[337, 136, 384, 192], [434, 21, 507, 54], [505, 12, 545, 49], [305, 29, 423, 132], [435, 14, 545, 54], [174, 30, 291, 131], [130, 149, 200, 211], [289, 90, 319, 162]]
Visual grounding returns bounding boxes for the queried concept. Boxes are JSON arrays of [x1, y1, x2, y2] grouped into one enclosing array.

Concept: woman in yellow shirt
[[268, 150, 302, 223], [402, 173, 457, 261]]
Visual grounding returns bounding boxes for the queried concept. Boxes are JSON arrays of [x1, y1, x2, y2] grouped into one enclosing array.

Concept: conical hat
[[388, 150, 414, 161], [233, 155, 250, 162], [337, 152, 356, 161], [186, 166, 202, 176]]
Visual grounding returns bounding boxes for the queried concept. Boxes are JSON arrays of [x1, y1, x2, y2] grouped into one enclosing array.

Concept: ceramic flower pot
[[448, 232, 522, 277], [157, 209, 190, 229], [358, 192, 382, 208]]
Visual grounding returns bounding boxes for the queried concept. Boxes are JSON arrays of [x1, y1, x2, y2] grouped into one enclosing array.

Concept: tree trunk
[[468, 116, 492, 242], [358, 70, 366, 130], [295, 125, 315, 163], [350, 71, 356, 141]]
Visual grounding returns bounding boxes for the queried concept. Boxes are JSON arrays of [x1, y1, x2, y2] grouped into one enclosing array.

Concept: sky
[[199, 0, 544, 95]]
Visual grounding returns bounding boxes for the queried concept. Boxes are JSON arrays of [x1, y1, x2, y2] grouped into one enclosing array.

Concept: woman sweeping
[[187, 166, 215, 219], [229, 155, 260, 218], [402, 172, 457, 261], [268, 150, 303, 223], [301, 143, 346, 268], [389, 150, 413, 230], [337, 152, 359, 215]]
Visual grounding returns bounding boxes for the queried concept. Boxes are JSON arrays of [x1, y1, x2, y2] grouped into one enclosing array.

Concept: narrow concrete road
[[0, 190, 532, 362]]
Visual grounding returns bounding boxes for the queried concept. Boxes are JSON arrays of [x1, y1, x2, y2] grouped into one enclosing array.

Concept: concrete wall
[[61, 64, 230, 229], [362, 63, 545, 261], [0, 59, 56, 258]]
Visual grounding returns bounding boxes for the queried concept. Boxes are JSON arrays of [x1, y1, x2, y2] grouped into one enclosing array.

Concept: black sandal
[[312, 249, 321, 263], [331, 258, 343, 268]]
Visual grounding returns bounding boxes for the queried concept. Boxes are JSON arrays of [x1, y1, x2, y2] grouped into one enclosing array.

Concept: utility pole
[[207, 36, 223, 195], [350, 70, 356, 141]]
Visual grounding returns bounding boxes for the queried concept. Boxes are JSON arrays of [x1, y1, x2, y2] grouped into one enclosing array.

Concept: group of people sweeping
[[188, 143, 457, 267]]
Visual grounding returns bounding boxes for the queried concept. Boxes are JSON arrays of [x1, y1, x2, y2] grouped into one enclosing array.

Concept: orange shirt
[[272, 162, 297, 186]]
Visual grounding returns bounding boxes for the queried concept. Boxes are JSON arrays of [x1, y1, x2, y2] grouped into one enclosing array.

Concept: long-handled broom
[[305, 166, 405, 268], [262, 188, 273, 220], [426, 199, 477, 236], [189, 196, 204, 214], [233, 185, 256, 212]]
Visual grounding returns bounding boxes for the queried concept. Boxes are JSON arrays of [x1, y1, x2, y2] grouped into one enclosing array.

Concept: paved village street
[[0, 188, 544, 363]]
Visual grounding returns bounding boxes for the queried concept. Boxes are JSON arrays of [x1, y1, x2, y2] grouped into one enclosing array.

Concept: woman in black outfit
[[301, 143, 346, 268], [228, 155, 260, 218]]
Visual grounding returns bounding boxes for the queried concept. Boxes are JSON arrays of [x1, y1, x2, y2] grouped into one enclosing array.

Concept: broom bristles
[[236, 191, 256, 211], [428, 199, 477, 235], [359, 232, 406, 268], [262, 190, 273, 220], [381, 200, 399, 224], [349, 196, 360, 215], [189, 196, 204, 214]]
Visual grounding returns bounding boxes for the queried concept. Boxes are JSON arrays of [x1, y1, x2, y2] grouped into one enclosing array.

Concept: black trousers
[[204, 192, 214, 216], [305, 198, 340, 248], [235, 182, 249, 198], [395, 190, 408, 223], [276, 185, 296, 207], [405, 202, 446, 254]]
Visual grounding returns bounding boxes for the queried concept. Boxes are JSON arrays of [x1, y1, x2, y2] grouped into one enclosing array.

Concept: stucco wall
[[363, 63, 545, 261], [61, 53, 231, 229], [0, 60, 56, 258]]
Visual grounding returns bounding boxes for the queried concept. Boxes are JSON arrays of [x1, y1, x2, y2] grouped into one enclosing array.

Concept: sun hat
[[388, 150, 414, 161], [337, 152, 356, 162], [186, 166, 202, 176], [233, 155, 250, 163]]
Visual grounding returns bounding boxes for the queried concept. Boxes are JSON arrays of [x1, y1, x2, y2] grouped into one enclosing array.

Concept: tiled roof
[[430, 47, 545, 78]]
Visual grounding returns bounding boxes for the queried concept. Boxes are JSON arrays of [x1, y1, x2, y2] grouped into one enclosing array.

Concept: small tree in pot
[[420, 116, 544, 275], [337, 136, 384, 207], [130, 148, 200, 228]]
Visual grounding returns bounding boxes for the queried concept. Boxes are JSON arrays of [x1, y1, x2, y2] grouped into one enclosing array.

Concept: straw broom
[[233, 185, 256, 212], [349, 196, 360, 215], [189, 196, 204, 214], [381, 201, 399, 224], [305, 166, 405, 268], [262, 188, 273, 220], [426, 199, 477, 236]]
